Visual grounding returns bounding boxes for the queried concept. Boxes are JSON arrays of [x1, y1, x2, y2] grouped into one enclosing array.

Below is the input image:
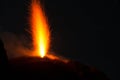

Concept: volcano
[[0, 0, 109, 79], [2, 56, 108, 80], [0, 39, 109, 80]]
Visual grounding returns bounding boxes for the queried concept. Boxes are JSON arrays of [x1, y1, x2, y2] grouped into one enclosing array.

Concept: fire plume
[[30, 0, 50, 58]]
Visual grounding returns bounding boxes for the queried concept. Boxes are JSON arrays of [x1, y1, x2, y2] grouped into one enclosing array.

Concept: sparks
[[30, 0, 50, 58]]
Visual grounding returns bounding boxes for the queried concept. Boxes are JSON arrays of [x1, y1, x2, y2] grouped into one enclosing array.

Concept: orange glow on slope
[[30, 0, 50, 58]]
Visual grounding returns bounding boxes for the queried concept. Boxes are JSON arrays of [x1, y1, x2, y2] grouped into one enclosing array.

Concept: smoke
[[0, 31, 69, 62], [0, 32, 33, 59]]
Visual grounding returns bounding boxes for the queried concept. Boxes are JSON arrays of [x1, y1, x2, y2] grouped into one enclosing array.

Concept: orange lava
[[30, 0, 50, 58]]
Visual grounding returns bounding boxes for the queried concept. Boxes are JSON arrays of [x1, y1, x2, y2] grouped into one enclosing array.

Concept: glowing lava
[[30, 0, 50, 58]]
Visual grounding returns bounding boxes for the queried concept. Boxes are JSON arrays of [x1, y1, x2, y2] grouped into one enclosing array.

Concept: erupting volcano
[[0, 0, 109, 80], [30, 0, 50, 58]]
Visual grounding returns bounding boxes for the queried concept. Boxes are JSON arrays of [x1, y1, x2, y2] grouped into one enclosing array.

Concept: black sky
[[0, 0, 119, 80]]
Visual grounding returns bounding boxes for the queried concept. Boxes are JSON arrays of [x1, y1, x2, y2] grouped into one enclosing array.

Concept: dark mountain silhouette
[[0, 39, 109, 80], [0, 39, 8, 67]]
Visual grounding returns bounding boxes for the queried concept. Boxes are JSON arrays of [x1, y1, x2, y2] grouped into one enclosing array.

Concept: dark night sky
[[0, 0, 119, 80]]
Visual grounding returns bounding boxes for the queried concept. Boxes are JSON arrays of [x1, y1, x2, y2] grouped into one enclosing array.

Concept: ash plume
[[0, 31, 69, 62], [0, 32, 33, 59]]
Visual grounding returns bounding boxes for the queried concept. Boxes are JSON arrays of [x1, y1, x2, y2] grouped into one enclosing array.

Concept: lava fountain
[[30, 0, 50, 58]]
